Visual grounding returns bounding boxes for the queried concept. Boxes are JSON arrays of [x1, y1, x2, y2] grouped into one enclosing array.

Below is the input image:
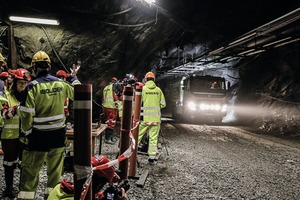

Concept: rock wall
[[235, 47, 300, 137]]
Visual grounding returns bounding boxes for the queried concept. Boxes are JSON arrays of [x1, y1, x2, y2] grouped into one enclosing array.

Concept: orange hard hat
[[56, 70, 70, 78], [145, 71, 155, 80], [14, 68, 31, 81]]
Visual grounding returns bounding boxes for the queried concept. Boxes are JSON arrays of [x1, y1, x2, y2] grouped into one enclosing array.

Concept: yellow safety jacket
[[0, 95, 8, 128], [1, 89, 20, 139], [19, 73, 80, 135], [118, 99, 123, 118], [102, 84, 117, 109], [140, 80, 166, 123]]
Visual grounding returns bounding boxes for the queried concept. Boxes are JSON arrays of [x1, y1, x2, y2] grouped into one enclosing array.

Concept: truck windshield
[[190, 78, 225, 92]]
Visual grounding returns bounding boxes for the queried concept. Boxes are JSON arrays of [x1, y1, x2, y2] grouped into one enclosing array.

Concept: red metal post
[[128, 84, 143, 177], [73, 84, 92, 200], [119, 86, 134, 180]]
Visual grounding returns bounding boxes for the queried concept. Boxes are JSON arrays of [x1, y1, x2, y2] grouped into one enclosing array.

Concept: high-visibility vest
[[19, 73, 80, 135], [117, 100, 123, 118], [1, 90, 20, 139], [140, 80, 166, 123], [102, 84, 117, 109], [0, 94, 8, 128]]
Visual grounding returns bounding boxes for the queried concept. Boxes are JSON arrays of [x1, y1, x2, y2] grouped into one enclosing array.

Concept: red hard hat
[[8, 69, 17, 75], [56, 70, 70, 78], [111, 77, 118, 82], [91, 155, 117, 184], [0, 72, 9, 78], [14, 68, 31, 81]]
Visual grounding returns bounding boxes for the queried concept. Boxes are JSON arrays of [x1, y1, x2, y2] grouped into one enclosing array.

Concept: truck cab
[[170, 75, 229, 123]]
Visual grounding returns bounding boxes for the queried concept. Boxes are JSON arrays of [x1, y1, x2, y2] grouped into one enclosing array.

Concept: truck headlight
[[221, 104, 227, 112], [188, 102, 196, 111], [214, 104, 221, 110], [200, 103, 208, 110], [199, 103, 227, 112]]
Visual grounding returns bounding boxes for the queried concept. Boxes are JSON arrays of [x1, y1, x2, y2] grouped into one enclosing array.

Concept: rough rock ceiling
[[1, 0, 300, 80]]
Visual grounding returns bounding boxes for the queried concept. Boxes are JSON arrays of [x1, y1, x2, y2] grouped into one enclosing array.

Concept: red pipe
[[119, 86, 134, 180], [129, 84, 143, 177], [73, 84, 92, 200]]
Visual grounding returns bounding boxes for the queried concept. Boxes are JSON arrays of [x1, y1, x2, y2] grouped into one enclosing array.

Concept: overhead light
[[9, 16, 60, 25], [209, 47, 225, 55], [220, 56, 232, 61], [246, 49, 265, 56], [227, 57, 237, 61], [144, 0, 155, 4], [273, 38, 300, 48], [228, 32, 256, 46], [263, 37, 292, 47], [238, 49, 255, 56]]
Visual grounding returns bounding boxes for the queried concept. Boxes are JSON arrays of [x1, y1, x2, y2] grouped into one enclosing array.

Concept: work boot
[[148, 159, 157, 166], [104, 129, 115, 145], [3, 186, 16, 198], [105, 138, 115, 145], [105, 129, 113, 140], [4, 166, 16, 198], [111, 136, 118, 143]]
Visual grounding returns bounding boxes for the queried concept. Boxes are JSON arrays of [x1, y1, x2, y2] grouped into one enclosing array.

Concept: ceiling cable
[[38, 25, 70, 73]]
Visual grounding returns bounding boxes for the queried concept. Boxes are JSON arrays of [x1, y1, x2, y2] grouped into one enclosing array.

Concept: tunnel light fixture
[[238, 49, 255, 56], [273, 38, 300, 48], [246, 49, 265, 56], [209, 47, 225, 55], [263, 37, 292, 47], [9, 16, 60, 25], [220, 56, 232, 61], [144, 0, 155, 4], [228, 32, 256, 46]]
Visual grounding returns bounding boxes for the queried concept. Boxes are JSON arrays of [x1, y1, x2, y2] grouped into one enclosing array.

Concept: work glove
[[70, 63, 80, 75], [3, 105, 18, 119]]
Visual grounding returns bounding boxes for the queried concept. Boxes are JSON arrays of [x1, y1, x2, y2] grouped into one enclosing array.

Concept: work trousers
[[138, 122, 160, 159], [2, 138, 24, 190], [18, 147, 65, 200], [102, 107, 118, 129], [1, 138, 23, 169]]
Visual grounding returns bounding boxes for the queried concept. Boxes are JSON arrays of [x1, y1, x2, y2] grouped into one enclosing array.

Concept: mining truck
[[170, 75, 229, 123]]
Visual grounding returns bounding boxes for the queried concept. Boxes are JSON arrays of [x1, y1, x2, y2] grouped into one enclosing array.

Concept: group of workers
[[0, 49, 166, 199], [102, 71, 166, 165], [0, 51, 80, 199]]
